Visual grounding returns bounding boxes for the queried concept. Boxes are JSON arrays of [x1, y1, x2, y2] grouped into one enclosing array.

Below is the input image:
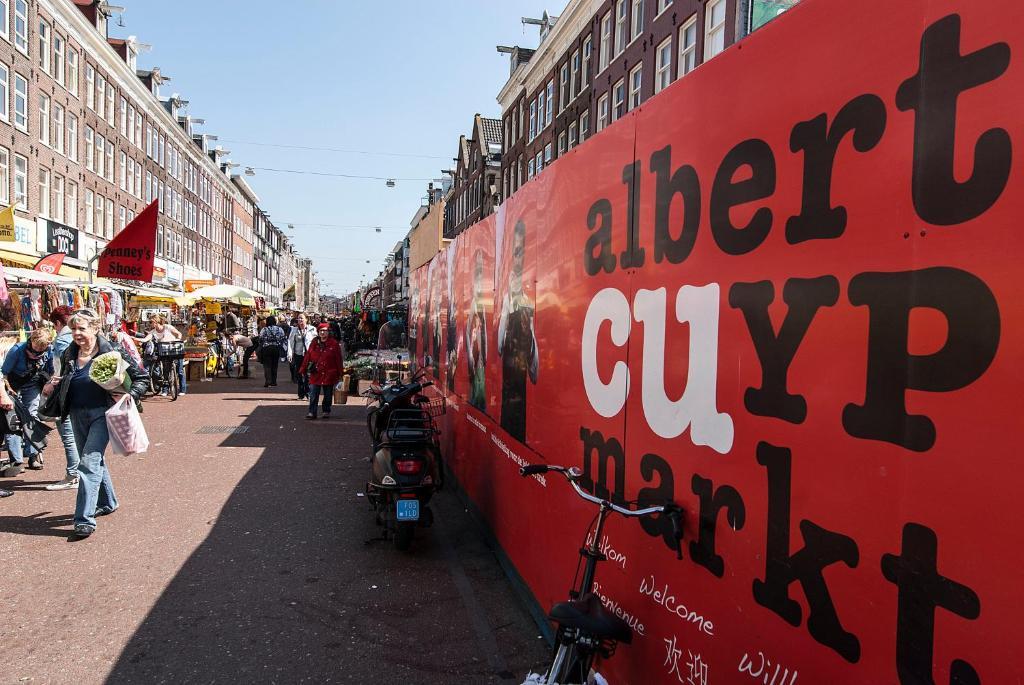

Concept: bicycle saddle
[[549, 593, 632, 644]]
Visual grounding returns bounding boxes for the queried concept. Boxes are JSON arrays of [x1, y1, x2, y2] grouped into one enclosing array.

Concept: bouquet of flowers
[[88, 351, 131, 393]]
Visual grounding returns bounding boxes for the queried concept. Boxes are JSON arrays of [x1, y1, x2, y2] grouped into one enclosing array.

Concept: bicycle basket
[[423, 396, 446, 418], [155, 341, 185, 360]]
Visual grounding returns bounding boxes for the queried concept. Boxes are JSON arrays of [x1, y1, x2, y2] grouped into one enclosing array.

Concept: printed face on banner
[[493, 204, 538, 445], [411, 1, 1024, 683], [464, 218, 495, 415]]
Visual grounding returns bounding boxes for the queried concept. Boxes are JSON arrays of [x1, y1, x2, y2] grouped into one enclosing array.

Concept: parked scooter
[[364, 355, 444, 550]]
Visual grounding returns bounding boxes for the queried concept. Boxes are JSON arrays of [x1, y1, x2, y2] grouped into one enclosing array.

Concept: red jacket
[[299, 337, 343, 386]]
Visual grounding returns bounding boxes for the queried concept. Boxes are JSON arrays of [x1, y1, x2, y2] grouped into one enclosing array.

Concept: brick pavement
[[0, 370, 548, 684]]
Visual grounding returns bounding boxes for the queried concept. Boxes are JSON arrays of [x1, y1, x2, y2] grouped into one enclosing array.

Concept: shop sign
[[45, 220, 80, 258], [409, 3, 1021, 683], [185, 279, 216, 292]]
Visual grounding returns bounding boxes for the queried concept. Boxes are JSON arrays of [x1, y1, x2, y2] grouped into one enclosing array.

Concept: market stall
[[180, 284, 263, 380]]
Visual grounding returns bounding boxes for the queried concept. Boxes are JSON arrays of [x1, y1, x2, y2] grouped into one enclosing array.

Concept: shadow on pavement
[[0, 510, 74, 537], [104, 402, 546, 684]]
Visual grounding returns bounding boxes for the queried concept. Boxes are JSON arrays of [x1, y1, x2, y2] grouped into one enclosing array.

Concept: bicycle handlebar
[[520, 464, 685, 539]]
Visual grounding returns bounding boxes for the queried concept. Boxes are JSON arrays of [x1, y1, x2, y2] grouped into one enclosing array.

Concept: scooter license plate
[[396, 499, 420, 521]]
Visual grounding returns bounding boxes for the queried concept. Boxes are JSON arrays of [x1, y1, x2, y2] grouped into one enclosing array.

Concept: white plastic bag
[[105, 394, 149, 456]]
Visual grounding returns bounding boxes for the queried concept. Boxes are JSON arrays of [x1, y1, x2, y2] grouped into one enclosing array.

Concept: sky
[[114, 0, 559, 296]]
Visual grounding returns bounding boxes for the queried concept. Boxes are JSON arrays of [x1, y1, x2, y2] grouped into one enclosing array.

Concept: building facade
[[442, 114, 503, 239], [498, 0, 745, 200], [0, 0, 315, 303]]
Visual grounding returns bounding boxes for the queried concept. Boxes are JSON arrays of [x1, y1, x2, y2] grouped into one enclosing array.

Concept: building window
[[544, 143, 552, 164], [629, 63, 643, 109], [119, 150, 127, 190], [545, 80, 554, 126], [529, 100, 536, 140], [582, 35, 592, 89], [0, 64, 8, 122], [85, 189, 93, 232], [615, 0, 628, 56], [517, 156, 523, 187], [0, 1, 7, 42], [118, 205, 126, 231], [13, 154, 26, 210], [568, 122, 578, 148], [612, 78, 626, 121], [13, 72, 26, 131], [631, 0, 644, 41], [105, 197, 114, 238], [85, 128, 94, 171], [557, 131, 567, 156], [38, 168, 50, 217], [0, 147, 8, 205], [86, 65, 95, 110], [599, 12, 612, 72], [53, 35, 64, 85], [38, 20, 50, 73], [535, 151, 543, 174], [67, 49, 78, 96], [38, 94, 50, 145], [13, 0, 27, 55], [654, 38, 674, 94], [106, 140, 114, 182], [67, 182, 77, 226], [538, 89, 546, 130], [559, 63, 569, 112], [134, 111, 142, 148], [597, 93, 609, 132], [679, 16, 698, 78], [95, 135, 104, 177], [96, 76, 105, 119], [105, 84, 114, 126], [53, 103, 64, 154], [705, 0, 726, 59], [119, 96, 127, 137], [94, 193, 104, 237], [67, 114, 77, 161], [658, 0, 672, 14], [53, 174, 64, 223], [570, 49, 580, 98]]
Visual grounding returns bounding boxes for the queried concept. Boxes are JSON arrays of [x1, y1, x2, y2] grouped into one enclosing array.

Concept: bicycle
[[148, 341, 184, 401], [518, 463, 684, 685]]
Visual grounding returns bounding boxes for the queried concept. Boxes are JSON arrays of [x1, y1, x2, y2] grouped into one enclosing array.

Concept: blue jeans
[[176, 358, 187, 392], [71, 405, 118, 530], [4, 383, 42, 465], [308, 384, 333, 417], [58, 416, 81, 479]]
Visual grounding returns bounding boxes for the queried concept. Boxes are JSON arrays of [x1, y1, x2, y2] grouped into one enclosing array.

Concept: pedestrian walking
[[137, 314, 187, 396], [257, 316, 287, 387], [43, 309, 148, 539], [45, 306, 81, 491], [0, 381, 16, 496], [300, 323, 343, 420], [1, 327, 56, 476], [287, 313, 316, 400]]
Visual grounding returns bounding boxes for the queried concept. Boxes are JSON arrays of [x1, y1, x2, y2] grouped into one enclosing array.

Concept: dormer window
[[127, 46, 137, 71]]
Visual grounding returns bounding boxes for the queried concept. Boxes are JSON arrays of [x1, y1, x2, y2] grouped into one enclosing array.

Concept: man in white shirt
[[286, 314, 317, 400]]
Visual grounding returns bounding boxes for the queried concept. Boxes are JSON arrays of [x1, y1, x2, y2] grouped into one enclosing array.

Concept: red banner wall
[[410, 1, 1023, 682]]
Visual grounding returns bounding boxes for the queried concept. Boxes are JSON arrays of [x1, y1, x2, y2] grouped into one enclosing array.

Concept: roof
[[480, 117, 502, 146]]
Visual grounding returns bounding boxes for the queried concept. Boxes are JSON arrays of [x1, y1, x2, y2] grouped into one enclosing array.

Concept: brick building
[[230, 174, 256, 289], [442, 113, 502, 239], [0, 0, 314, 305], [498, 0, 753, 199]]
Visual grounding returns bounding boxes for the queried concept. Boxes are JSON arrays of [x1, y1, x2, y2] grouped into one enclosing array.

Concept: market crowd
[[0, 302, 352, 538]]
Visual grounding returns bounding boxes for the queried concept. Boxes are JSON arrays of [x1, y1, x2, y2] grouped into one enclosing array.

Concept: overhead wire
[[218, 139, 451, 161]]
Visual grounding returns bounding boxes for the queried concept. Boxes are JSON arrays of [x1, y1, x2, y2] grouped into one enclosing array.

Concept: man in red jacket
[[299, 324, 344, 420]]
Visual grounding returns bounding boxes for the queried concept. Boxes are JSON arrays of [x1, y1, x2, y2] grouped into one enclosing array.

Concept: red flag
[[34, 252, 66, 275], [98, 200, 158, 282]]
